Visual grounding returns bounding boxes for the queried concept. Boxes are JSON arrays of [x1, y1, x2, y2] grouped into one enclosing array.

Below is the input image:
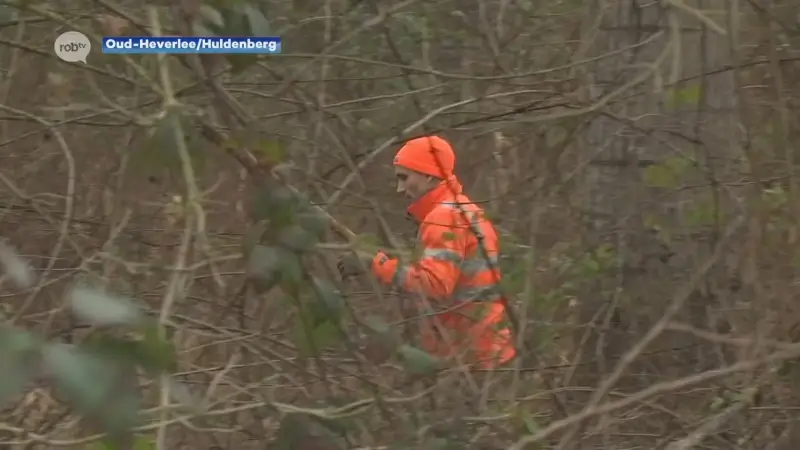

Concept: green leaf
[[241, 220, 267, 257], [0, 5, 16, 23], [685, 199, 717, 227], [133, 436, 156, 450], [296, 209, 329, 238], [519, 409, 541, 434], [643, 164, 675, 188], [164, 377, 203, 412], [43, 343, 140, 435], [245, 244, 284, 294], [708, 396, 726, 413], [0, 240, 34, 288], [643, 157, 690, 189], [276, 224, 318, 252], [363, 315, 391, 334], [667, 83, 701, 108], [0, 327, 41, 406], [131, 105, 205, 178], [251, 185, 298, 225], [252, 139, 284, 167], [278, 251, 304, 290], [500, 268, 527, 296], [192, 20, 217, 37], [243, 4, 270, 35], [397, 345, 440, 376], [362, 331, 398, 365], [272, 413, 344, 450], [137, 325, 178, 374], [82, 335, 142, 362], [68, 286, 143, 326], [88, 439, 119, 450], [198, 5, 224, 31], [220, 4, 248, 33], [81, 328, 176, 375], [362, 316, 400, 364], [310, 276, 344, 320], [245, 244, 305, 294], [353, 232, 381, 252], [664, 155, 692, 172], [580, 256, 601, 276], [219, 6, 257, 72], [361, 316, 399, 364], [292, 320, 340, 358]]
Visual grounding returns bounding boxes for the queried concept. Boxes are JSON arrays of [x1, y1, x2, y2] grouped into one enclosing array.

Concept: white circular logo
[[54, 31, 91, 63]]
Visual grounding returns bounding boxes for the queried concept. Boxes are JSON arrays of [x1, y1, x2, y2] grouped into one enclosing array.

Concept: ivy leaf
[[278, 252, 304, 291], [137, 325, 178, 374], [0, 327, 41, 406], [293, 320, 340, 358], [241, 220, 267, 257], [82, 335, 141, 363], [243, 4, 270, 36], [360, 316, 399, 364], [43, 343, 140, 436], [0, 240, 35, 288], [515, 407, 542, 434], [252, 140, 285, 170], [276, 224, 319, 253], [352, 232, 383, 255], [310, 276, 344, 320], [164, 377, 203, 412], [272, 412, 344, 450], [198, 5, 224, 31], [397, 345, 440, 376], [80, 326, 176, 376], [219, 6, 256, 73], [132, 437, 156, 450], [131, 105, 204, 178], [251, 185, 298, 226], [363, 315, 391, 334], [354, 232, 380, 248], [362, 332, 398, 365], [69, 286, 143, 326], [296, 209, 329, 238], [245, 244, 284, 294]]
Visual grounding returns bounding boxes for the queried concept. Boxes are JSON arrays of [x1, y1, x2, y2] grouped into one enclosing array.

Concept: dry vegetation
[[1, 0, 800, 448]]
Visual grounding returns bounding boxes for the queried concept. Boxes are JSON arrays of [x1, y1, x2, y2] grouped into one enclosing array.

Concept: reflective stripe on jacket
[[370, 182, 515, 367], [372, 196, 502, 301]]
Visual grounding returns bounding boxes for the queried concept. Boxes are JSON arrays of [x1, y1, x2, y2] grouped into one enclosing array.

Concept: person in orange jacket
[[338, 135, 516, 369]]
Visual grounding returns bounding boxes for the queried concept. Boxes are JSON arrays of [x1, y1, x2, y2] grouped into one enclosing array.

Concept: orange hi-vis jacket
[[370, 181, 516, 368]]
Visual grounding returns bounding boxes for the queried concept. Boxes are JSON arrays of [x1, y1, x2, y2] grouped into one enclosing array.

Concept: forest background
[[1, 0, 799, 449]]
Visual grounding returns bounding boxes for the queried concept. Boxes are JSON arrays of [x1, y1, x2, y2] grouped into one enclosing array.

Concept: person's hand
[[337, 251, 374, 279]]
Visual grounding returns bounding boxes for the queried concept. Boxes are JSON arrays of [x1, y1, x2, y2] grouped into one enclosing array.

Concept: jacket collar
[[407, 181, 458, 222]]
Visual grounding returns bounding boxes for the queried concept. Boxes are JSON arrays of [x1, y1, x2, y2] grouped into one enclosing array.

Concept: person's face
[[395, 166, 437, 200]]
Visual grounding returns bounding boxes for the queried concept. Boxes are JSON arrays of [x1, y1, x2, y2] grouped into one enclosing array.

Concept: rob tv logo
[[54, 31, 91, 63], [59, 41, 87, 52]]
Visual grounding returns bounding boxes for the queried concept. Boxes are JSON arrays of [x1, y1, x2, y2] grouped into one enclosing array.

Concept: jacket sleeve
[[371, 209, 465, 300]]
